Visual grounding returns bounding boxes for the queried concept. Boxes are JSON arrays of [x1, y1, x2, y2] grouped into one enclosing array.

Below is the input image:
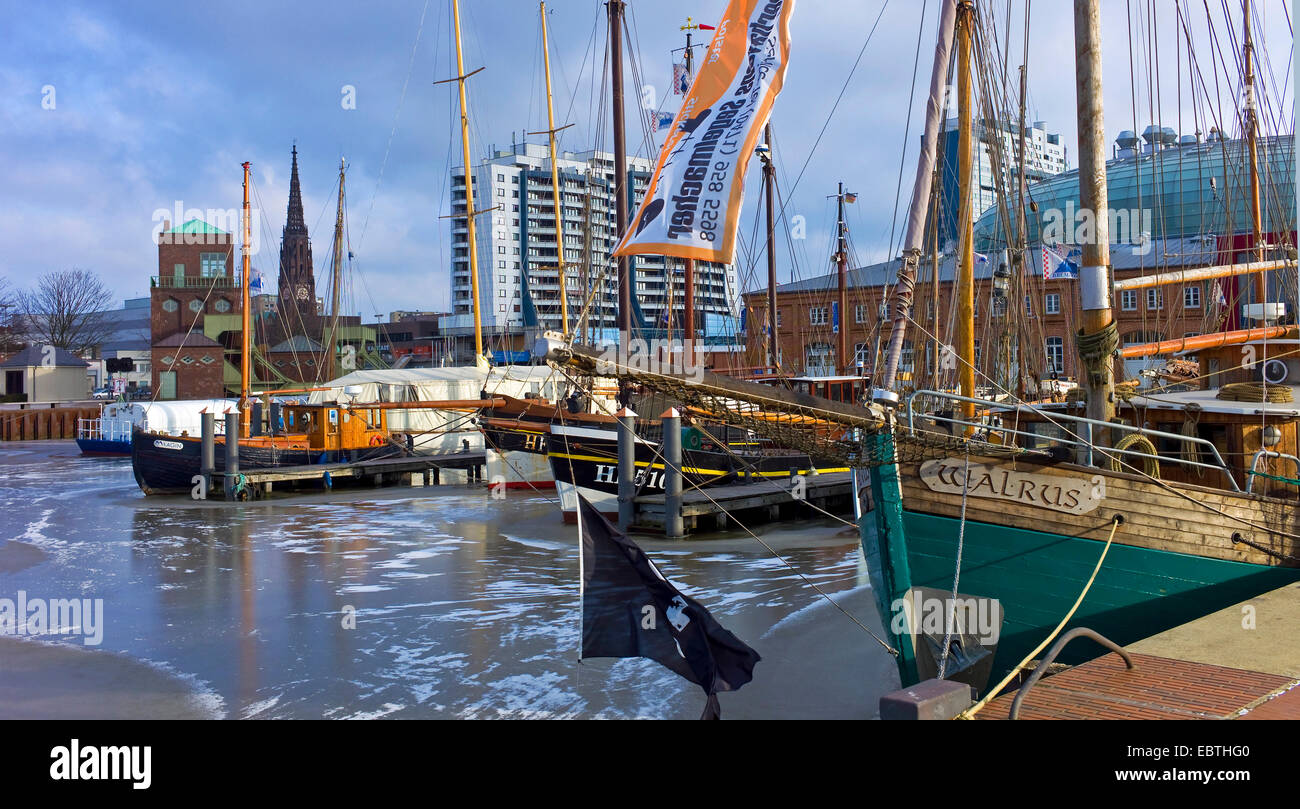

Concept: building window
[[809, 306, 828, 325], [853, 342, 870, 367], [900, 341, 915, 373], [776, 309, 783, 327], [855, 304, 869, 324], [497, 173, 504, 182], [200, 253, 224, 278], [973, 339, 981, 366], [1046, 336, 1064, 373], [1025, 295, 1033, 316], [497, 188, 505, 197], [1045, 293, 1061, 315], [1121, 289, 1137, 311], [162, 299, 179, 313], [1184, 285, 1201, 309], [498, 246, 505, 254], [214, 299, 231, 313], [1146, 289, 1163, 310]]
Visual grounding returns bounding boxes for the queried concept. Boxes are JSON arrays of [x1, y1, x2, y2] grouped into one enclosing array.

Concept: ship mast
[[763, 123, 778, 373], [327, 158, 345, 380], [608, 0, 632, 403], [448, 0, 486, 366], [955, 1, 976, 419], [1073, 0, 1116, 425], [537, 2, 572, 337], [240, 161, 252, 436], [878, 0, 958, 394], [681, 16, 703, 361], [1243, 0, 1266, 303], [834, 182, 850, 374]]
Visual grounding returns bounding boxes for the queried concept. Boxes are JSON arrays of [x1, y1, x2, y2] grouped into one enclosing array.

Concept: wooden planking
[[897, 455, 1299, 567]]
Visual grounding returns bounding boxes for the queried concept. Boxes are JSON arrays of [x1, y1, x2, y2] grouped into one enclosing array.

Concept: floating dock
[[212, 450, 486, 499], [977, 581, 1300, 719], [633, 471, 854, 534]]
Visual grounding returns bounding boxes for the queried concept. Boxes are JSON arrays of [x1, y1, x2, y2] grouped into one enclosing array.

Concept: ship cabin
[[789, 375, 870, 404], [276, 403, 390, 452]]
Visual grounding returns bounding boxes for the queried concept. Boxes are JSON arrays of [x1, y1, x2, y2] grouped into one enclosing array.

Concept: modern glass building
[[975, 133, 1295, 250]]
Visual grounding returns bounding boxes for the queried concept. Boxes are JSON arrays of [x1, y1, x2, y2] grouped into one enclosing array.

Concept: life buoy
[[369, 434, 385, 447]]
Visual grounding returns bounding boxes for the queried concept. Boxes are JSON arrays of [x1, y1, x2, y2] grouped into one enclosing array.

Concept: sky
[[0, 0, 1292, 320]]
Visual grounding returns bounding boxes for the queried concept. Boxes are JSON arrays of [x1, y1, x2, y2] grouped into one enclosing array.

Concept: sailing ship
[[857, 0, 1300, 690], [533, 0, 1300, 696]]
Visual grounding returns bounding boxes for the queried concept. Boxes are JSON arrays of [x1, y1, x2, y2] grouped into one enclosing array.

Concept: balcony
[[152, 274, 241, 289]]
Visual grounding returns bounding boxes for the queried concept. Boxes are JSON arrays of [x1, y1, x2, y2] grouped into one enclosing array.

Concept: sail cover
[[612, 0, 795, 264]]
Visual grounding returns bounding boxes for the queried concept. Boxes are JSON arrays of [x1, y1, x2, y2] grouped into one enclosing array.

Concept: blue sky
[[1, 0, 1291, 319]]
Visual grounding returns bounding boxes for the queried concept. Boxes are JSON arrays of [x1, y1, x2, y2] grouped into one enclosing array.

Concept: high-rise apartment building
[[937, 117, 1069, 246], [446, 142, 739, 354]]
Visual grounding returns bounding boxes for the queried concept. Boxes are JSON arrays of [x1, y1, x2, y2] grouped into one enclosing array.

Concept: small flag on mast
[[577, 494, 761, 719]]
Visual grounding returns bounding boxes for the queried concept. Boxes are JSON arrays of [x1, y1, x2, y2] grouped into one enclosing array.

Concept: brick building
[[150, 219, 241, 399], [743, 237, 1228, 388]]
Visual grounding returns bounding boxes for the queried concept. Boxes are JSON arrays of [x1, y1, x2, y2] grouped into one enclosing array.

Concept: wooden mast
[[1243, 0, 1266, 304], [452, 0, 485, 365], [763, 123, 778, 373], [835, 182, 849, 374], [955, 1, 976, 420], [539, 2, 571, 337], [608, 0, 632, 403], [682, 17, 698, 362], [327, 158, 345, 380], [240, 161, 252, 436], [1073, 0, 1116, 425]]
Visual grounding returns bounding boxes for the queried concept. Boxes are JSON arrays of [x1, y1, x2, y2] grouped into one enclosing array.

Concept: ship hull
[[547, 424, 838, 523], [860, 435, 1300, 689], [130, 431, 401, 495], [76, 437, 132, 456]]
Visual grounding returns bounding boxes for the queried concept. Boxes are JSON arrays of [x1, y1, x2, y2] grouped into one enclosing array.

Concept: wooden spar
[[683, 18, 699, 363], [240, 161, 252, 436], [836, 182, 849, 374], [879, 0, 958, 392], [539, 2, 569, 336], [340, 398, 509, 411], [553, 342, 887, 429], [608, 0, 632, 390], [1118, 325, 1296, 359], [327, 158, 345, 380], [451, 0, 484, 362], [1243, 0, 1266, 303], [763, 123, 778, 372], [1112, 259, 1293, 291], [1074, 0, 1116, 425], [956, 3, 975, 420]]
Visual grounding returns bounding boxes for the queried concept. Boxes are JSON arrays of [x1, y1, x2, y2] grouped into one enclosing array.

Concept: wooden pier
[[633, 471, 854, 535], [976, 581, 1300, 720], [212, 450, 486, 499]]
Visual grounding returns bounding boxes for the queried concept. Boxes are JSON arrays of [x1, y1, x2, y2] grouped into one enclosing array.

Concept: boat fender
[[370, 434, 384, 447]]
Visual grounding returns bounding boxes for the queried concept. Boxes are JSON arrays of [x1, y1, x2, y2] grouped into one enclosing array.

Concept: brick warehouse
[[743, 237, 1236, 387]]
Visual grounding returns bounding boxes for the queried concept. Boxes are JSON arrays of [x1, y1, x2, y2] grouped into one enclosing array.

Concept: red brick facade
[[150, 223, 241, 398], [744, 265, 1215, 383]]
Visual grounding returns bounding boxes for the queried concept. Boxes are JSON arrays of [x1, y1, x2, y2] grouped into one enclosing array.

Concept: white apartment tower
[[449, 142, 738, 344]]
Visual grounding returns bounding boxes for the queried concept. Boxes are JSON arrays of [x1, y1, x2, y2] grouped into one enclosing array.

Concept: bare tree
[[0, 276, 19, 353], [17, 269, 116, 356]]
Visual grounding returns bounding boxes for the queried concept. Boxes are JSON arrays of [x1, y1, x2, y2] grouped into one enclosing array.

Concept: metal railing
[[151, 275, 241, 289], [904, 390, 1240, 491], [76, 418, 133, 443], [1245, 450, 1300, 493]]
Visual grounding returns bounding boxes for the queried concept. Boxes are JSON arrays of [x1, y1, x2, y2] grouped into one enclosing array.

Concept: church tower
[[278, 144, 316, 326]]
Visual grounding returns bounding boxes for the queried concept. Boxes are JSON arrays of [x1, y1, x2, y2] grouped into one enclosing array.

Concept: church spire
[[278, 142, 315, 324], [284, 143, 307, 236]]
